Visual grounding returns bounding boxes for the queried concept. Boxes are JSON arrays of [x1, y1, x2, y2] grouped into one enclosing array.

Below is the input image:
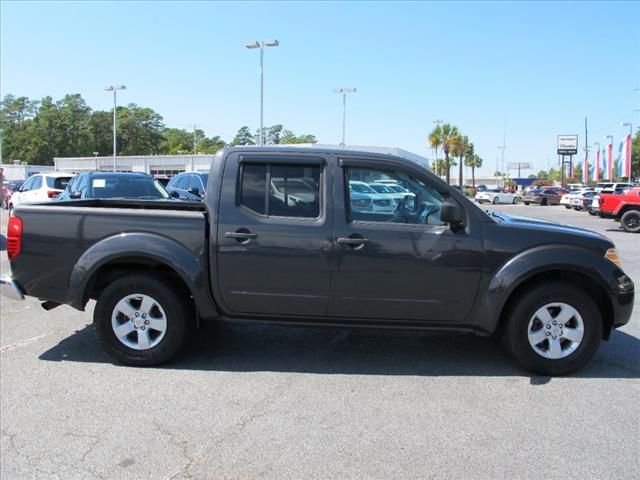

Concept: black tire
[[588, 210, 596, 216], [501, 281, 602, 376], [512, 197, 520, 204], [541, 198, 548, 206], [94, 274, 192, 366], [564, 205, 572, 209], [492, 196, 499, 205], [524, 202, 530, 206], [620, 210, 640, 233]]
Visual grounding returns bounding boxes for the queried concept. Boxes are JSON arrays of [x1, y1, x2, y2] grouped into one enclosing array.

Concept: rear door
[[216, 151, 333, 316], [330, 157, 484, 322]]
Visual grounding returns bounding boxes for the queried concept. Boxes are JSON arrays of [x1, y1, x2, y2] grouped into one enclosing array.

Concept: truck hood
[[490, 211, 612, 246]]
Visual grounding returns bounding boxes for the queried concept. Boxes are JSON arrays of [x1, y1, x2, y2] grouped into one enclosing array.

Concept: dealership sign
[[557, 135, 578, 155]]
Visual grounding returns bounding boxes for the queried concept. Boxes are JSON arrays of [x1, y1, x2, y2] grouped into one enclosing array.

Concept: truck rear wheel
[[94, 274, 192, 366], [501, 281, 602, 376], [620, 210, 640, 233]]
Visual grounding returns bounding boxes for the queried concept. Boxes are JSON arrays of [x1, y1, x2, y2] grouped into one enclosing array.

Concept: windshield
[[90, 176, 170, 199], [349, 182, 377, 194], [369, 184, 394, 193]]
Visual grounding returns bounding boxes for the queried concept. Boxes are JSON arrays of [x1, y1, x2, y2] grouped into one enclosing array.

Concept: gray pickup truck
[[1, 146, 634, 375]]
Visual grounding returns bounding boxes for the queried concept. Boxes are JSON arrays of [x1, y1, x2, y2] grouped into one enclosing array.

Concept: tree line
[[428, 123, 483, 186], [0, 94, 317, 165]]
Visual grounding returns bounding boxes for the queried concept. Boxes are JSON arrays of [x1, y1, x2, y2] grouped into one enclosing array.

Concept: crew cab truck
[[1, 147, 635, 375], [598, 187, 640, 233]]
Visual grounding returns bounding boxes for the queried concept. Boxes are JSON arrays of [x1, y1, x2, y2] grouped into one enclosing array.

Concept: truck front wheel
[[501, 281, 602, 375], [94, 274, 192, 366], [620, 210, 640, 233]]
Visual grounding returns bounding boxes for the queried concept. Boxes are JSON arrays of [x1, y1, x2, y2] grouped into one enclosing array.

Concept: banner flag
[[617, 140, 624, 178], [622, 134, 632, 178], [607, 143, 613, 180]]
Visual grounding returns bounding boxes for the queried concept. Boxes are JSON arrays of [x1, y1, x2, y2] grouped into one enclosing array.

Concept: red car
[[599, 187, 640, 233], [2, 180, 25, 210]]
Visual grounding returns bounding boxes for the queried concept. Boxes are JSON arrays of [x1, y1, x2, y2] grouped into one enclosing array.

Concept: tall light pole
[[621, 121, 633, 136], [333, 88, 356, 146], [245, 39, 279, 146], [104, 85, 126, 171]]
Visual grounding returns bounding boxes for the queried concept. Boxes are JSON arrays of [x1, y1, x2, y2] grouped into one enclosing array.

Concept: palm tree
[[465, 153, 483, 188], [441, 124, 459, 184], [451, 134, 469, 187], [428, 126, 443, 176]]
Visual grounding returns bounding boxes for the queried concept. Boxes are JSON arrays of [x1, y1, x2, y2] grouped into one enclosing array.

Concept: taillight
[[47, 190, 61, 198], [7, 215, 23, 261]]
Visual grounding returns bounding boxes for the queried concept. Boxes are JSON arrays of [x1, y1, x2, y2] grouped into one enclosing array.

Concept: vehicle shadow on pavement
[[39, 322, 640, 381]]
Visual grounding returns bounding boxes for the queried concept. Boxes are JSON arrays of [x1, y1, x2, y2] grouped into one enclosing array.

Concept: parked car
[[476, 184, 488, 192], [7, 173, 72, 213], [57, 172, 171, 201], [368, 182, 414, 205], [523, 187, 567, 206], [598, 187, 640, 233], [602, 182, 634, 194], [570, 191, 596, 211], [2, 179, 24, 209], [594, 182, 613, 193], [1, 146, 634, 376], [348, 180, 396, 212], [475, 188, 521, 205], [561, 188, 594, 209], [165, 172, 209, 201], [349, 191, 373, 212], [154, 175, 171, 187]]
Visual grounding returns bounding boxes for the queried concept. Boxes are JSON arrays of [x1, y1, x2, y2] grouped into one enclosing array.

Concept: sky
[[1, 0, 639, 177]]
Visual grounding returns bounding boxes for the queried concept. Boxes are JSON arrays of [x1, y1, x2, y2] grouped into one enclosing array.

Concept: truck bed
[[10, 200, 209, 309]]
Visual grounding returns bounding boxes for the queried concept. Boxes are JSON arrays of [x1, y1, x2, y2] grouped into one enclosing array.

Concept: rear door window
[[240, 163, 321, 218], [31, 176, 43, 190]]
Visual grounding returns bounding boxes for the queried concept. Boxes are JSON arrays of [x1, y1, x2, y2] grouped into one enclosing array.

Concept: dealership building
[[52, 144, 432, 178]]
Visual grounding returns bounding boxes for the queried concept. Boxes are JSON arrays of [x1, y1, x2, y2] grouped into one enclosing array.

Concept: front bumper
[[611, 272, 634, 330], [0, 276, 25, 301]]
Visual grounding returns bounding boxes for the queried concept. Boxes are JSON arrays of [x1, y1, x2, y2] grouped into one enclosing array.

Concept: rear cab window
[[46, 176, 72, 190]]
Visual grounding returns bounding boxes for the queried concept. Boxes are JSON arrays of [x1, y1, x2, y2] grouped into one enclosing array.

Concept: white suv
[[8, 172, 73, 213]]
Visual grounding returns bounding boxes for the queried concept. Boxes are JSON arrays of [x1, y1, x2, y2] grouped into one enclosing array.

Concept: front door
[[329, 158, 484, 323], [216, 152, 333, 317]]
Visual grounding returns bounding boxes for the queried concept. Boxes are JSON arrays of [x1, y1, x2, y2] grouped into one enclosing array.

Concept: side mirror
[[170, 190, 181, 199], [440, 200, 463, 229], [69, 191, 82, 199], [187, 187, 200, 196]]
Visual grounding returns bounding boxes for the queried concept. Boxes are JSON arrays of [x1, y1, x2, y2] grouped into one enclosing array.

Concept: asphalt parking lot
[[1, 204, 638, 479]]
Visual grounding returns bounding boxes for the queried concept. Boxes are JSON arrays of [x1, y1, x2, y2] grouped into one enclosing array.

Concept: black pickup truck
[[1, 147, 634, 375]]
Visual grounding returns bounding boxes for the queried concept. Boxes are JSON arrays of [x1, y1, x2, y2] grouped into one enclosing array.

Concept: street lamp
[[621, 122, 633, 136], [333, 88, 356, 146], [245, 39, 279, 146], [104, 85, 126, 171]]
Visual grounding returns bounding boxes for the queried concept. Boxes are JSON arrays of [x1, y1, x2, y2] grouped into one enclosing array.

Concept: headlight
[[605, 248, 622, 268]]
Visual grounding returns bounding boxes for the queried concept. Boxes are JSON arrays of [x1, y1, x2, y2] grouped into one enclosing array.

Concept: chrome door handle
[[225, 232, 257, 239], [337, 237, 370, 245]]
